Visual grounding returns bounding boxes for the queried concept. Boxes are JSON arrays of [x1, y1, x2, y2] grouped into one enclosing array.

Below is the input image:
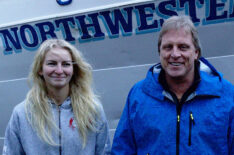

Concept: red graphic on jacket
[[69, 118, 76, 130]]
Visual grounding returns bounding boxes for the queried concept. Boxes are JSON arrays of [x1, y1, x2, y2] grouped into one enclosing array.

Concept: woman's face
[[39, 47, 74, 90]]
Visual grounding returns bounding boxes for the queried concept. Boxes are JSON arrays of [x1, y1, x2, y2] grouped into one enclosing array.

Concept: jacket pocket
[[188, 111, 195, 146]]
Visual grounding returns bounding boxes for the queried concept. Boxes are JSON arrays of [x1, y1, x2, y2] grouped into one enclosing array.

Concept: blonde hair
[[25, 39, 101, 147]]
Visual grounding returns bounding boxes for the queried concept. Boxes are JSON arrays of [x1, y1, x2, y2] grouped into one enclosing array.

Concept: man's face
[[159, 28, 198, 80]]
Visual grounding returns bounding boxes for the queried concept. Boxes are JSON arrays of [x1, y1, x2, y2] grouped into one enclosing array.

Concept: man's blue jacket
[[111, 58, 234, 155]]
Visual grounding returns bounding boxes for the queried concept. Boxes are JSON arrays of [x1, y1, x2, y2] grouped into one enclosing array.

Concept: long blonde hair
[[25, 39, 101, 147]]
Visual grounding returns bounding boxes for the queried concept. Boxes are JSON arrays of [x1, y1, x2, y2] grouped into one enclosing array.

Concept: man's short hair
[[158, 15, 201, 58]]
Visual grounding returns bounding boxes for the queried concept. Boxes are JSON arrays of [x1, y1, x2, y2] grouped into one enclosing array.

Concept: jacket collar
[[142, 64, 165, 101], [197, 57, 222, 97], [49, 97, 72, 109]]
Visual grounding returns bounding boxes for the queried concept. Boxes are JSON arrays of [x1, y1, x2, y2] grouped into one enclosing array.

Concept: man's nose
[[171, 47, 181, 58]]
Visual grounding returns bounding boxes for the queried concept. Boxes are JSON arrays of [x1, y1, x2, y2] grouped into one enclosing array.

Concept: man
[[111, 16, 234, 155]]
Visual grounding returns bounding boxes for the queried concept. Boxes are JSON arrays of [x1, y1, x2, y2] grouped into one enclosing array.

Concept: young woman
[[3, 39, 110, 155]]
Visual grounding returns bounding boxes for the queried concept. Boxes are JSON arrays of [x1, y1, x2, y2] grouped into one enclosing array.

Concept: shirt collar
[[49, 97, 71, 109]]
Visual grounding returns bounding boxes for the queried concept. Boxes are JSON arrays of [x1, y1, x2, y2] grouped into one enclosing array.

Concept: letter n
[[0, 28, 22, 54]]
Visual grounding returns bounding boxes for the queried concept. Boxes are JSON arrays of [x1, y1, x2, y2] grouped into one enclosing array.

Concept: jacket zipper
[[176, 101, 182, 155], [58, 106, 62, 155], [188, 111, 195, 146], [176, 114, 180, 155]]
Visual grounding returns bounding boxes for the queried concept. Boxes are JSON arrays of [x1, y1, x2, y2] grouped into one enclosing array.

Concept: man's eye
[[163, 45, 172, 50], [179, 44, 189, 51]]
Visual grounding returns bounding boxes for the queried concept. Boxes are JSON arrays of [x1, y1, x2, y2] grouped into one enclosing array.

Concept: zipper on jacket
[[58, 106, 62, 155], [188, 111, 195, 146], [176, 102, 182, 155], [176, 114, 180, 155]]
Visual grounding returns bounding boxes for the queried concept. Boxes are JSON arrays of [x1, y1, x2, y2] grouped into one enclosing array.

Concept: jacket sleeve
[[111, 88, 137, 155], [2, 107, 26, 155], [228, 89, 234, 155], [95, 105, 111, 155]]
